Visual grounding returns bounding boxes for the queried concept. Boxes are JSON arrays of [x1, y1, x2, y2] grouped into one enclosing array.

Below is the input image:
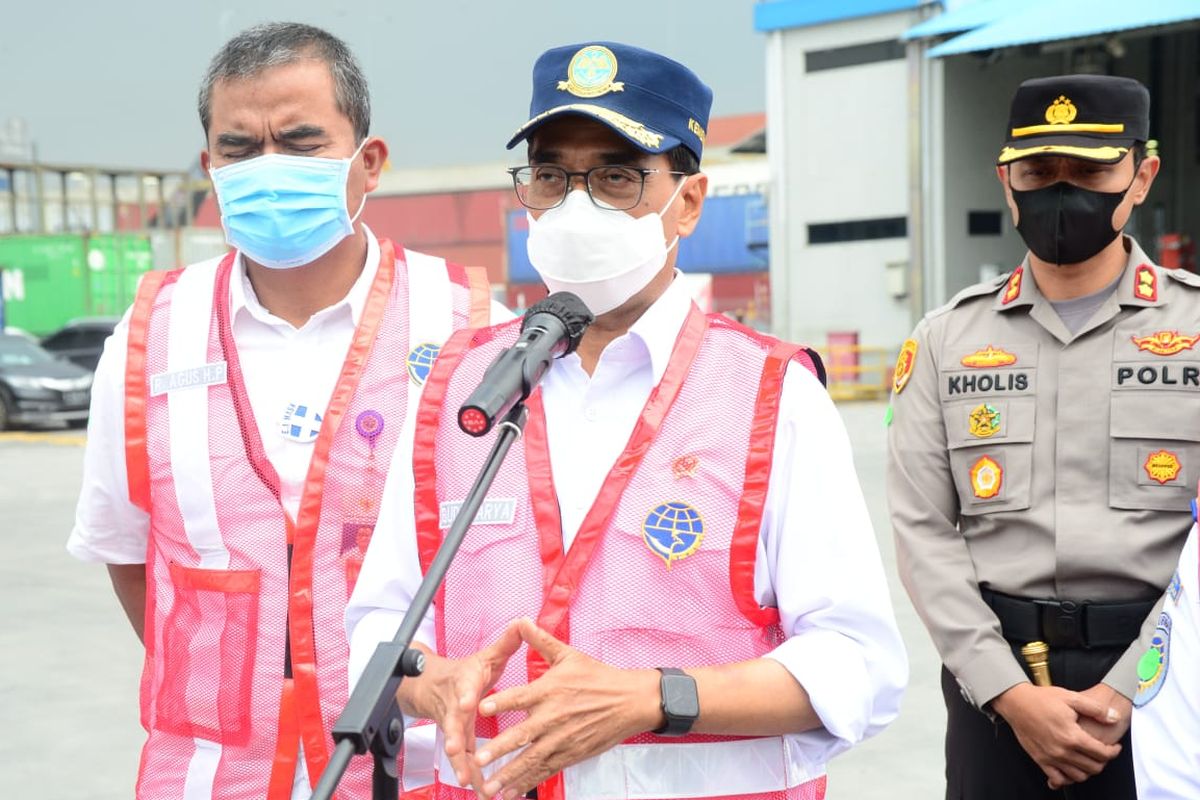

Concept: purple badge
[[355, 410, 384, 444]]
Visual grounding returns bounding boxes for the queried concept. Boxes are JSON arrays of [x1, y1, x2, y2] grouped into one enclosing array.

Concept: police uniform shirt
[[887, 236, 1200, 707], [347, 275, 909, 767], [1130, 523, 1199, 798]]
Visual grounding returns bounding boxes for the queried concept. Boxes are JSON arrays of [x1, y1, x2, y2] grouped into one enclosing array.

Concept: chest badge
[[969, 455, 1003, 499], [280, 402, 323, 443], [642, 501, 704, 569], [672, 454, 700, 480], [961, 346, 1017, 369], [407, 342, 441, 385], [1144, 450, 1182, 485], [893, 339, 918, 395], [968, 404, 1002, 438], [1134, 265, 1158, 302], [1131, 331, 1200, 356]]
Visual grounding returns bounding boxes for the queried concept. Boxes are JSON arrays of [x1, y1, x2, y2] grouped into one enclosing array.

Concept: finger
[[482, 620, 526, 668], [1069, 731, 1123, 764], [476, 720, 536, 767], [1064, 691, 1110, 722], [1043, 764, 1068, 790], [517, 617, 570, 664], [480, 682, 536, 717], [483, 742, 556, 800]]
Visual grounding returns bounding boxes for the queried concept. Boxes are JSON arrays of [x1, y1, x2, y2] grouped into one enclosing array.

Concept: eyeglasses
[[508, 165, 688, 211]]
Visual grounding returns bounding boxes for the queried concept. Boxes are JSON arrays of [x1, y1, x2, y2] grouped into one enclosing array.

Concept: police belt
[[981, 588, 1155, 649]]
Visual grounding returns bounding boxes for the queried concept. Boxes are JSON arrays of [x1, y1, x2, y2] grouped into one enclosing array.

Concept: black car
[[40, 317, 119, 372], [0, 334, 93, 430]]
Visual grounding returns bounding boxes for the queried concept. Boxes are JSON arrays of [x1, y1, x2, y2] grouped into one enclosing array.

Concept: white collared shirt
[[67, 229, 382, 562], [347, 275, 908, 767]]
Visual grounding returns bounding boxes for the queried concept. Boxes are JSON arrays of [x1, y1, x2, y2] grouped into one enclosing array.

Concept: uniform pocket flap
[[1111, 394, 1200, 441], [944, 398, 1036, 450]]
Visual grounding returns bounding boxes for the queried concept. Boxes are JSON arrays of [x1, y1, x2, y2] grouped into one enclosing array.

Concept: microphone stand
[[312, 403, 531, 800]]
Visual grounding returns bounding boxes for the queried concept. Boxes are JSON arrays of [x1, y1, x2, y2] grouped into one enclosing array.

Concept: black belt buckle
[[1036, 599, 1088, 648]]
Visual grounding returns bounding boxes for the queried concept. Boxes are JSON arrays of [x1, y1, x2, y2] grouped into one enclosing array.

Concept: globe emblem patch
[[407, 342, 441, 385], [642, 501, 704, 568], [558, 45, 624, 98], [1134, 612, 1172, 707]]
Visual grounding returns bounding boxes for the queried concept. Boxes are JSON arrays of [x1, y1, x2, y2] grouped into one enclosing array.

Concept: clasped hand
[[414, 618, 661, 800]]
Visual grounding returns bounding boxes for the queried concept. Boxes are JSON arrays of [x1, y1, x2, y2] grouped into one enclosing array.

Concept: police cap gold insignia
[[998, 74, 1150, 165]]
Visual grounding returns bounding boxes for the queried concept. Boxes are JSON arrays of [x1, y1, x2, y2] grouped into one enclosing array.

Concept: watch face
[[663, 673, 700, 719]]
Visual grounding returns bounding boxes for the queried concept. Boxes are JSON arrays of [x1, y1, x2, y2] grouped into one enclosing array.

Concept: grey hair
[[198, 22, 370, 141]]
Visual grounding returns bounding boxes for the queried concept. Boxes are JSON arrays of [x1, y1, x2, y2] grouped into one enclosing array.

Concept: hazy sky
[[1, 0, 766, 172]]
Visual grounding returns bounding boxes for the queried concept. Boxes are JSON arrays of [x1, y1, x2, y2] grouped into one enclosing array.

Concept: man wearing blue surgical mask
[[67, 22, 501, 800], [348, 41, 906, 799]]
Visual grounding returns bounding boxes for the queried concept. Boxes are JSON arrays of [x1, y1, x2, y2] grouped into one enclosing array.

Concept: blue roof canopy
[[904, 0, 1200, 57], [755, 0, 924, 32]]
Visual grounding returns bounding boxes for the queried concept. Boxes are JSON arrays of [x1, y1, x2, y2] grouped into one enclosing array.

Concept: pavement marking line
[[0, 432, 87, 446]]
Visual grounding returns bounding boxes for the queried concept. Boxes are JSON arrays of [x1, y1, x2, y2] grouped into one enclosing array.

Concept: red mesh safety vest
[[123, 240, 490, 800], [413, 306, 828, 800]]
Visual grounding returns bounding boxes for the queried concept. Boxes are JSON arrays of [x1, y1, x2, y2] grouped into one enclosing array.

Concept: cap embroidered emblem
[[968, 404, 1001, 439], [961, 346, 1018, 369], [672, 454, 699, 479], [1134, 613, 1172, 707], [1144, 450, 1182, 485], [1045, 95, 1078, 125], [1003, 267, 1024, 305], [969, 455, 1002, 499], [1131, 330, 1200, 356], [1135, 265, 1158, 301], [407, 342, 441, 385], [642, 501, 704, 569], [558, 45, 625, 98], [893, 339, 918, 395]]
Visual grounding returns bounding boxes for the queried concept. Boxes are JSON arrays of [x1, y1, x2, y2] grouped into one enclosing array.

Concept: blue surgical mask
[[211, 140, 368, 269]]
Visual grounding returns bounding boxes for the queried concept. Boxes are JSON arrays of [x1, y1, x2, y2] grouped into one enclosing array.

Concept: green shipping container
[[0, 233, 154, 335]]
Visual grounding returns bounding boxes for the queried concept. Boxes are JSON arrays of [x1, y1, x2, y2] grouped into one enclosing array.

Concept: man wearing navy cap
[[889, 74, 1199, 798], [348, 41, 907, 799]]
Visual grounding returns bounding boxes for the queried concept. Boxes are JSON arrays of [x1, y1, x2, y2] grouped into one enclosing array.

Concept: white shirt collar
[[620, 271, 694, 385], [230, 224, 381, 331]]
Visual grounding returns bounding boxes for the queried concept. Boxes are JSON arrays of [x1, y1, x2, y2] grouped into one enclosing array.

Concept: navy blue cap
[[506, 41, 713, 161]]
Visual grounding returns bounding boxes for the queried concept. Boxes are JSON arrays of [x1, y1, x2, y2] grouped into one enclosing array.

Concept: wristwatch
[[652, 667, 699, 736]]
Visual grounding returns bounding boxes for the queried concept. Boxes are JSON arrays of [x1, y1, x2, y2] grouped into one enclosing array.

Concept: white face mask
[[525, 178, 686, 316]]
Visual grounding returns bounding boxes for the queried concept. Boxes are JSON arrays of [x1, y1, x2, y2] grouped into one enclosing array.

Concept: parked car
[[40, 317, 119, 372], [0, 334, 93, 430]]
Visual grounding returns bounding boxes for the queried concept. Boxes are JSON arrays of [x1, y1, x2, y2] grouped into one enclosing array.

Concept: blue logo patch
[[1169, 570, 1183, 605], [407, 342, 441, 385], [642, 501, 704, 568], [280, 403, 323, 442], [1134, 612, 1172, 708]]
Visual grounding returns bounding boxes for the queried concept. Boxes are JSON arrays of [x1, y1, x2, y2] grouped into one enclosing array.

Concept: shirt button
[[584, 407, 598, 422]]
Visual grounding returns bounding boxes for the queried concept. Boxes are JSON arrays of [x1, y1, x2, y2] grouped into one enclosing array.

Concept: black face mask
[[1011, 181, 1129, 266]]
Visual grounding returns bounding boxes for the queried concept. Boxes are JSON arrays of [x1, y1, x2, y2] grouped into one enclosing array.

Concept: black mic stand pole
[[312, 402, 531, 800]]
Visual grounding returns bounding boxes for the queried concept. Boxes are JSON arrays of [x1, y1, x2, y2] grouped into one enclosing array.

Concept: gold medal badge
[[1131, 331, 1200, 356], [968, 404, 1001, 439], [557, 45, 624, 98], [1144, 450, 1182, 485], [893, 339, 918, 395], [970, 455, 1003, 499]]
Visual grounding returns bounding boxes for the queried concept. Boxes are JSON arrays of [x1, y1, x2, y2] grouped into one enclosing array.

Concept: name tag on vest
[[149, 362, 228, 396], [439, 498, 517, 529]]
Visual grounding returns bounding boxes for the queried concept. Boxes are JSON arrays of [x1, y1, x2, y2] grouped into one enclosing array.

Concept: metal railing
[[815, 343, 896, 402]]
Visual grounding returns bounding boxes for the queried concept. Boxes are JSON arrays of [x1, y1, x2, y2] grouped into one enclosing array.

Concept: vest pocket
[[153, 562, 261, 745]]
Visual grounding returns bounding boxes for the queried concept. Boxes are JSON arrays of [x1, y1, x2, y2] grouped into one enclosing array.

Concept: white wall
[[768, 9, 920, 348]]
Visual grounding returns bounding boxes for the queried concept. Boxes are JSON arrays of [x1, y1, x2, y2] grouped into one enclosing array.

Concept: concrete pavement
[[0, 402, 947, 799]]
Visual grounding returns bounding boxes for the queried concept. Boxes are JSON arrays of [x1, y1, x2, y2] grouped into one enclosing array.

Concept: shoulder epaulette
[[1165, 267, 1200, 289], [925, 272, 1011, 320]]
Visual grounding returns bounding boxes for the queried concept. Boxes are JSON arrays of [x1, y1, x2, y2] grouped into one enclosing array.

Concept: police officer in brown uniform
[[888, 74, 1199, 799]]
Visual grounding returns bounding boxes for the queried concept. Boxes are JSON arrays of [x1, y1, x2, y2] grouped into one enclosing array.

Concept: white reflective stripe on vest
[[436, 736, 821, 799], [165, 261, 228, 569]]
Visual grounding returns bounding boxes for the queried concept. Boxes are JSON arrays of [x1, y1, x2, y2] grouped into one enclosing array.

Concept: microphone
[[458, 292, 594, 437]]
